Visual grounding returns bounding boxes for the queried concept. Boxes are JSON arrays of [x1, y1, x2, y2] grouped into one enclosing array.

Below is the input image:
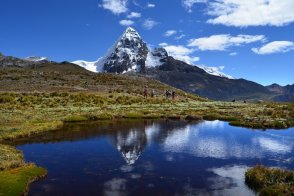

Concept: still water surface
[[17, 120, 294, 196]]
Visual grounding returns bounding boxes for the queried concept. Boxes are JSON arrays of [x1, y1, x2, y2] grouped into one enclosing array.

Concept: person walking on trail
[[144, 86, 148, 98], [165, 90, 170, 99], [151, 89, 155, 98], [172, 91, 176, 100]]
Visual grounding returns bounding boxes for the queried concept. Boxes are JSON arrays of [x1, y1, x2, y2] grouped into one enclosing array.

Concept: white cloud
[[161, 44, 200, 64], [147, 3, 155, 8], [164, 30, 177, 37], [127, 12, 141, 18], [206, 0, 294, 27], [229, 52, 238, 56], [252, 41, 294, 55], [188, 34, 265, 51], [119, 19, 134, 26], [182, 0, 207, 12], [175, 34, 186, 40], [100, 0, 128, 15], [142, 19, 158, 30], [159, 43, 168, 47], [218, 66, 225, 70]]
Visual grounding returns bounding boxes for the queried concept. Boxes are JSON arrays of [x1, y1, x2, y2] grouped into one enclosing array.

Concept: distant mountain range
[[266, 84, 294, 102], [0, 27, 293, 102], [71, 27, 292, 102]]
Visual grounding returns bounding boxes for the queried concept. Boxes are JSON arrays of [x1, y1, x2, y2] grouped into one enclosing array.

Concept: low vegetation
[[0, 92, 293, 142], [0, 144, 24, 171], [246, 165, 294, 195], [0, 144, 47, 196], [0, 164, 47, 196]]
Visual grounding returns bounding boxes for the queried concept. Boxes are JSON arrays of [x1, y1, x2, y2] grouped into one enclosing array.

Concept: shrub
[[90, 113, 113, 120], [0, 94, 15, 104], [245, 165, 294, 194]]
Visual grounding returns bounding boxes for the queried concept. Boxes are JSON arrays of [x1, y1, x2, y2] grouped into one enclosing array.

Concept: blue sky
[[1, 0, 294, 85]]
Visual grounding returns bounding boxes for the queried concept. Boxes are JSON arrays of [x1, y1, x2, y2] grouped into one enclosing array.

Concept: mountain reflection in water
[[16, 120, 294, 196]]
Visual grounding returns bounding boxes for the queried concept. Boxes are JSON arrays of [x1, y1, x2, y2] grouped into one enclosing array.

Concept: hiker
[[144, 86, 148, 98], [165, 90, 171, 99], [151, 89, 155, 98], [172, 91, 176, 100]]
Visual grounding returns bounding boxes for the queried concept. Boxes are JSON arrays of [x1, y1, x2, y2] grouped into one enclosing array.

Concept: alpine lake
[[14, 119, 294, 196]]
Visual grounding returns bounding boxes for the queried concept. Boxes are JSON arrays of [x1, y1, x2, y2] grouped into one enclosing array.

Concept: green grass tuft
[[245, 165, 294, 195], [0, 164, 47, 196]]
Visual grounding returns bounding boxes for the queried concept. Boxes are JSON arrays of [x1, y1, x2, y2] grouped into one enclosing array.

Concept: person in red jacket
[[144, 86, 148, 98]]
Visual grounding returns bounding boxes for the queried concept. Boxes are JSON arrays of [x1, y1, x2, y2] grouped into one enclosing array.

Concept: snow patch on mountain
[[196, 64, 234, 79], [25, 56, 48, 62], [146, 48, 168, 67], [72, 58, 104, 72]]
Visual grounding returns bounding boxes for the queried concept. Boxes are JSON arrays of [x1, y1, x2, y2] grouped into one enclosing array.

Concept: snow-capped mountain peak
[[72, 27, 148, 73], [121, 27, 141, 40], [102, 27, 148, 73], [72, 27, 234, 79]]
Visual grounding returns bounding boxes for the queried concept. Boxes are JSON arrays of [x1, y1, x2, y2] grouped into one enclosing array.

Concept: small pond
[[17, 120, 294, 196]]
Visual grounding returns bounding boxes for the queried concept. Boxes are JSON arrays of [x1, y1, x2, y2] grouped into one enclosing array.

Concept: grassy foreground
[[246, 165, 294, 195], [0, 92, 293, 195], [0, 92, 293, 142], [0, 144, 46, 196]]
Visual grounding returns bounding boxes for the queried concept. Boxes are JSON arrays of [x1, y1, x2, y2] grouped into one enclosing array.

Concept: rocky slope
[[145, 56, 271, 101], [0, 56, 49, 67], [267, 84, 294, 102]]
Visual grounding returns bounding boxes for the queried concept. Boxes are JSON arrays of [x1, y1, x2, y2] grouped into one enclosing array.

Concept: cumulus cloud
[[142, 18, 158, 30], [182, 0, 207, 12], [147, 3, 155, 8], [119, 19, 134, 26], [206, 0, 294, 27], [127, 12, 141, 18], [100, 0, 128, 15], [164, 30, 177, 37], [161, 44, 200, 64], [188, 34, 265, 51], [252, 41, 294, 55]]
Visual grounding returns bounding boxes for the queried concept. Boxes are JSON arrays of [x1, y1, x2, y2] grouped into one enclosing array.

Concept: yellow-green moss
[[0, 164, 47, 196]]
